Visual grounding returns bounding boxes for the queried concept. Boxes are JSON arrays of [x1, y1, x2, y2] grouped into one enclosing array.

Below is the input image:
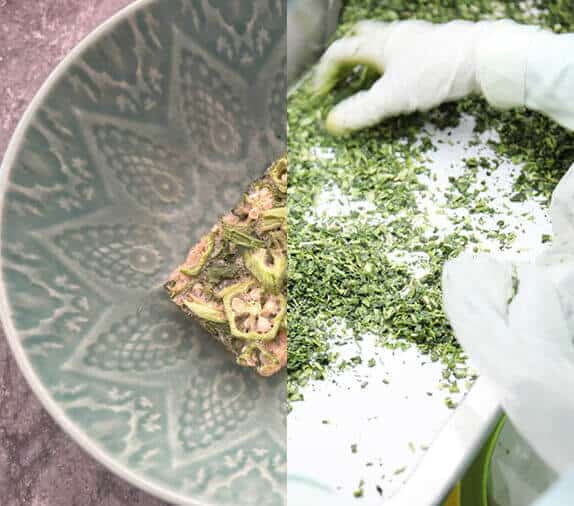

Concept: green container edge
[[443, 414, 507, 506]]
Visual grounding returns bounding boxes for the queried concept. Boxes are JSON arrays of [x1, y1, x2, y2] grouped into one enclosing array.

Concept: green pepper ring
[[221, 280, 287, 341], [179, 232, 214, 277], [244, 248, 287, 293], [236, 342, 280, 375], [270, 156, 287, 193], [183, 298, 227, 324]]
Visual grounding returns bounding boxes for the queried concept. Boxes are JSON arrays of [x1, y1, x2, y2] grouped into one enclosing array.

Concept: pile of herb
[[287, 0, 574, 402]]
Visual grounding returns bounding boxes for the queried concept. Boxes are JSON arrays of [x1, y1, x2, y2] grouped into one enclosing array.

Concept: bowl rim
[[0, 1, 220, 504]]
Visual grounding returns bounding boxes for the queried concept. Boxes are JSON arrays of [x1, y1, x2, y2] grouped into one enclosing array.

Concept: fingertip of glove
[[311, 70, 337, 97], [325, 112, 351, 137], [312, 79, 331, 97]]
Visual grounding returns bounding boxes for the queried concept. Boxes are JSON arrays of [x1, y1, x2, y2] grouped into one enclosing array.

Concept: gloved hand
[[313, 19, 542, 135]]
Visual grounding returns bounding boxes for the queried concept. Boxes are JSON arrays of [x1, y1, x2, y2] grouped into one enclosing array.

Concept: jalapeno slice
[[269, 155, 287, 194], [244, 248, 286, 293], [179, 233, 214, 277], [183, 299, 227, 323], [181, 282, 226, 323], [236, 325, 287, 376], [222, 280, 286, 341]]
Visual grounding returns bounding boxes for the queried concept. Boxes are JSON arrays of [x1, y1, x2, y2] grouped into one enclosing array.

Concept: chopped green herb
[[287, 0, 574, 403], [353, 480, 365, 498], [444, 397, 457, 409]]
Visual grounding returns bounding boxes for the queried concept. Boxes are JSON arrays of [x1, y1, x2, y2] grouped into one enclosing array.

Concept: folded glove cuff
[[476, 20, 541, 110]]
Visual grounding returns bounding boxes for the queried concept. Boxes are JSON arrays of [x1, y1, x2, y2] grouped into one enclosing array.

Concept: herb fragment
[[353, 480, 365, 498], [444, 397, 457, 409]]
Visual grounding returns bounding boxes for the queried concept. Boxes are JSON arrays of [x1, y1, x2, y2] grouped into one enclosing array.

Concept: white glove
[[442, 161, 574, 474], [313, 19, 551, 135]]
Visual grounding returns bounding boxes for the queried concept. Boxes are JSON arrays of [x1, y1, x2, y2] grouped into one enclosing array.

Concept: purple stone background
[[0, 1, 169, 504]]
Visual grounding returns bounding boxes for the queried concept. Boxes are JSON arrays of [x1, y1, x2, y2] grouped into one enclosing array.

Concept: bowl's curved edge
[[0, 2, 214, 505]]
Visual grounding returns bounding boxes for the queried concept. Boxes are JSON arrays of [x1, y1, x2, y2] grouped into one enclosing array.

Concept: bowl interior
[[0, 1, 286, 504]]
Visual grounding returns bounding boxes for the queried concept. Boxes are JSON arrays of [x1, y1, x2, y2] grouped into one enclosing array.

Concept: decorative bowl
[[0, 1, 286, 504]]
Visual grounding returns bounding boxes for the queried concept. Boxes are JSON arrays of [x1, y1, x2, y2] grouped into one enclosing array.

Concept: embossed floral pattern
[[208, 1, 255, 35], [214, 468, 283, 506], [84, 308, 191, 371], [53, 224, 167, 289], [179, 368, 260, 452], [179, 47, 249, 161], [93, 125, 187, 214]]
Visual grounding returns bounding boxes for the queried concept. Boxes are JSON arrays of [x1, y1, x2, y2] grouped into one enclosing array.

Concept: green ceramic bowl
[[0, 1, 286, 504]]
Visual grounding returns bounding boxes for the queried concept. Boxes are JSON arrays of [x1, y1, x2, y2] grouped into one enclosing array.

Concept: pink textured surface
[[0, 1, 168, 504]]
